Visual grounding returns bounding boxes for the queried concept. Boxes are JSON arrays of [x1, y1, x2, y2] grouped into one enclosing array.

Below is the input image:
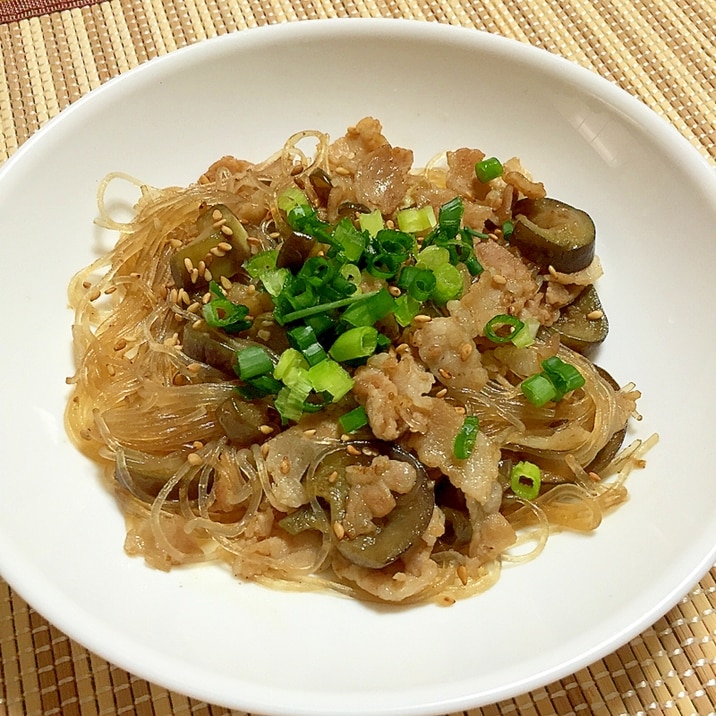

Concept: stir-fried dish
[[65, 118, 655, 604]]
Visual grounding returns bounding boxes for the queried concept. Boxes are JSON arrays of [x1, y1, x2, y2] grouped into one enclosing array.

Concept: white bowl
[[1, 18, 715, 716]]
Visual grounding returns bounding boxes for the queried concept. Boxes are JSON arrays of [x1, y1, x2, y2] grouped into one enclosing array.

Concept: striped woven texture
[[0, 1, 715, 714]]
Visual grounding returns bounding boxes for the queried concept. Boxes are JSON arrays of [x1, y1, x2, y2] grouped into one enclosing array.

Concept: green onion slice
[[453, 415, 480, 460], [541, 356, 586, 396], [339, 406, 369, 434], [329, 326, 379, 362], [475, 157, 503, 183], [307, 359, 354, 402], [237, 344, 274, 381], [520, 373, 558, 407], [484, 314, 525, 344], [510, 461, 541, 500]]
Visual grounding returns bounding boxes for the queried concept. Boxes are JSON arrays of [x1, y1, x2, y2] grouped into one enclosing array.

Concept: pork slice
[[407, 400, 501, 505]]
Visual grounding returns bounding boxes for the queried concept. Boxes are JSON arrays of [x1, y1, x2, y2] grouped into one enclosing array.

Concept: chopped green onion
[[438, 196, 464, 233], [202, 298, 252, 333], [304, 313, 335, 338], [274, 385, 308, 423], [396, 266, 436, 302], [510, 461, 541, 500], [475, 157, 503, 183], [244, 249, 278, 279], [339, 262, 362, 290], [396, 205, 437, 234], [511, 316, 539, 349], [329, 326, 379, 362], [273, 348, 309, 382], [502, 220, 514, 239], [277, 187, 310, 212], [431, 262, 464, 304], [341, 288, 394, 327], [332, 218, 366, 261], [541, 356, 585, 397], [520, 373, 558, 407], [287, 325, 319, 352], [358, 209, 384, 237], [484, 314, 525, 344], [297, 256, 336, 290], [235, 374, 283, 400], [287, 324, 328, 367], [393, 293, 422, 327], [453, 415, 480, 460], [201, 281, 252, 333], [307, 359, 354, 402], [416, 245, 451, 270], [237, 345, 274, 380], [277, 290, 380, 325], [461, 251, 484, 277], [302, 341, 328, 367], [339, 405, 369, 433]]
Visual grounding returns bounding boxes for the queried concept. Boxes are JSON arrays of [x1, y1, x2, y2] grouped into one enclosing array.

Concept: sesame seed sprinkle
[[259, 424, 274, 435], [457, 565, 468, 585]]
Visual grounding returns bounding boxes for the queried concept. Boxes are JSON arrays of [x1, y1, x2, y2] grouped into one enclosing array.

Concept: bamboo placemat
[[1, 1, 715, 715]]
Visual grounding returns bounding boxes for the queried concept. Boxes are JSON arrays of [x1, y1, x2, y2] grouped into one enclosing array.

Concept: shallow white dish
[[1, 18, 715, 716]]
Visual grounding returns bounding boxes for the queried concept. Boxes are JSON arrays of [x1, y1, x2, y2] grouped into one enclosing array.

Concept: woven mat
[[1, 1, 715, 714]]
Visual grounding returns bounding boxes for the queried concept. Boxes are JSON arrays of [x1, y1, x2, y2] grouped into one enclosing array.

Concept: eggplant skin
[[551, 285, 609, 354], [511, 197, 596, 273]]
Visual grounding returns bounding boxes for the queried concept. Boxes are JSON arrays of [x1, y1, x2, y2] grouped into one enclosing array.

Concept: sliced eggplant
[[216, 394, 272, 447], [551, 285, 609, 354], [284, 442, 435, 569], [276, 231, 316, 271], [170, 204, 250, 291], [182, 322, 277, 376], [511, 197, 595, 273], [308, 168, 333, 205]]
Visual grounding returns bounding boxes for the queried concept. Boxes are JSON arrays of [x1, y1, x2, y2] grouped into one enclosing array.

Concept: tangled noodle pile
[[66, 118, 656, 605]]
